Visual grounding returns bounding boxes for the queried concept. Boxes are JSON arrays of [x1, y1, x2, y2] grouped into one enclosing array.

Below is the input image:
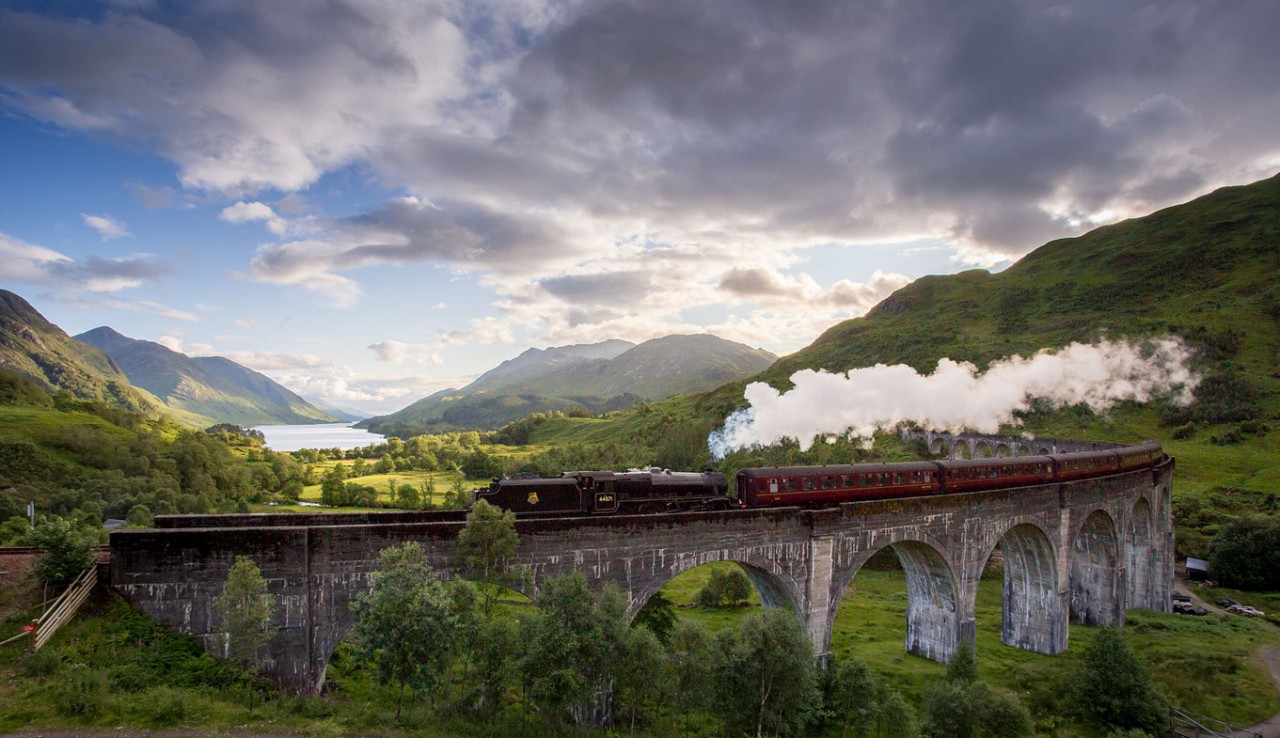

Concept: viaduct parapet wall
[[112, 448, 1174, 691]]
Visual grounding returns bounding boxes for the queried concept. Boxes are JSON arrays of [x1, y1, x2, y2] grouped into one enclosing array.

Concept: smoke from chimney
[[708, 338, 1199, 459]]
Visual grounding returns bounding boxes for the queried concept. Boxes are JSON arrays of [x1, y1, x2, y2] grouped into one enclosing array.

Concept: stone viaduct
[[110, 432, 1174, 692]]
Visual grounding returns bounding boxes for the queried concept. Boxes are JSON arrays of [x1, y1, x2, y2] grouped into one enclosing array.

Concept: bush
[[52, 667, 109, 718], [130, 685, 208, 726], [20, 647, 62, 678], [1171, 422, 1196, 440], [696, 567, 753, 609]]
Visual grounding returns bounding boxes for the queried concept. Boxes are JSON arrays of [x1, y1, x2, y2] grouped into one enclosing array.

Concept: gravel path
[[1245, 645, 1280, 738]]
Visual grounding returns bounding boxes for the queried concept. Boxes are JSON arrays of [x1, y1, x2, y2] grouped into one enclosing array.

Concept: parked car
[[1215, 598, 1239, 608], [1227, 604, 1265, 617], [1173, 602, 1208, 616], [1172, 594, 1192, 604]]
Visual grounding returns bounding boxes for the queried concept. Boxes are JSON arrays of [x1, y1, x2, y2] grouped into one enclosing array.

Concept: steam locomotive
[[473, 441, 1165, 516]]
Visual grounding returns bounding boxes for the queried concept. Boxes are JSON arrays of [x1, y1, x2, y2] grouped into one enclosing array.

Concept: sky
[[1, 0, 1278, 417]]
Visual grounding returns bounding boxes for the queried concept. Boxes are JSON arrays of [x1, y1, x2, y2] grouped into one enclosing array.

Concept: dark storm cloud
[[540, 271, 653, 306], [337, 197, 583, 271], [7, 0, 1280, 292], [718, 268, 804, 300], [48, 255, 172, 287]]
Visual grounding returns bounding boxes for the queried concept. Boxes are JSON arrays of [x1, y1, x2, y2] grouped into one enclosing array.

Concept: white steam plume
[[708, 338, 1199, 459]]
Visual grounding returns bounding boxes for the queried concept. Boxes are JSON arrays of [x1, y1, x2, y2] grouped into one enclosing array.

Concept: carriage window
[[768, 479, 778, 493], [822, 476, 836, 489], [841, 474, 856, 487], [802, 477, 817, 491], [781, 477, 797, 491], [891, 473, 905, 485]]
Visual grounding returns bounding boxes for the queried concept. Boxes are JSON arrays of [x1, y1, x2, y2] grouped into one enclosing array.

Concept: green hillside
[[0, 291, 160, 415], [77, 326, 339, 427], [772, 174, 1280, 405]]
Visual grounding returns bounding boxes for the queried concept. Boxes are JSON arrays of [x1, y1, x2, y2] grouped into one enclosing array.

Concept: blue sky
[[1, 0, 1278, 415]]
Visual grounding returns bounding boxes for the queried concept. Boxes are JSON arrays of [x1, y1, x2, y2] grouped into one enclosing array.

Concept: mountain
[[0, 290, 161, 414], [502, 334, 778, 400], [360, 334, 777, 436], [467, 339, 635, 392], [75, 326, 340, 427], [301, 396, 365, 423]]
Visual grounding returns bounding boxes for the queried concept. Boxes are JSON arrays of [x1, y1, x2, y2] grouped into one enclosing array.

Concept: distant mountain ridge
[[76, 326, 339, 427], [360, 334, 776, 436], [0, 290, 165, 415]]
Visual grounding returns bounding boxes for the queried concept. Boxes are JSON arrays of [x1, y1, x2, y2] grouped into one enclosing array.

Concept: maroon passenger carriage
[[474, 441, 1166, 515]]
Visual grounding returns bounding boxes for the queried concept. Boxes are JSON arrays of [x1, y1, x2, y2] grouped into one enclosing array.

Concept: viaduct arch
[[110, 434, 1175, 692]]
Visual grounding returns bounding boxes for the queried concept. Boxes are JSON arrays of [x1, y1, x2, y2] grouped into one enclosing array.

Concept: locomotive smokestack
[[708, 337, 1199, 459]]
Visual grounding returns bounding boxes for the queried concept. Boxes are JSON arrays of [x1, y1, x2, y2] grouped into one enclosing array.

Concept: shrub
[[19, 647, 62, 678], [1171, 422, 1196, 440], [53, 667, 109, 718]]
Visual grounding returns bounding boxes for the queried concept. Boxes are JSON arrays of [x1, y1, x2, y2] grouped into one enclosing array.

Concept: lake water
[[253, 423, 387, 452]]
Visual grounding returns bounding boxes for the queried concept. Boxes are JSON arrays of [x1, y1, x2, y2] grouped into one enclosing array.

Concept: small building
[[1185, 557, 1210, 581]]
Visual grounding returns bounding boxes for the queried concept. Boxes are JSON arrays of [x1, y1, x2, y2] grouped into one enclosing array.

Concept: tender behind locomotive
[[474, 468, 729, 515]]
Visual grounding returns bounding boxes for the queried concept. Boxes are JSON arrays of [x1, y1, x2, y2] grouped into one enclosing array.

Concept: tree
[[519, 574, 629, 728], [320, 464, 348, 506], [395, 483, 420, 509], [1208, 516, 1280, 590], [350, 542, 458, 720], [661, 619, 715, 731], [633, 591, 677, 643], [456, 499, 518, 615], [874, 688, 918, 738], [714, 607, 820, 738], [1065, 625, 1168, 735], [214, 556, 275, 712], [830, 658, 879, 738], [614, 623, 666, 732], [125, 503, 154, 528], [946, 640, 978, 685], [697, 566, 754, 608], [921, 640, 1030, 738], [30, 516, 96, 589], [921, 679, 979, 738], [474, 615, 518, 714]]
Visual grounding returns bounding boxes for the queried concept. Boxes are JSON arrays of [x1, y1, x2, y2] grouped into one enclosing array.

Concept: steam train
[[473, 441, 1165, 516]]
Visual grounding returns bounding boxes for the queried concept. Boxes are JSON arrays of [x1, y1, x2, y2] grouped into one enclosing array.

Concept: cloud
[[0, 232, 73, 281], [220, 350, 331, 371], [0, 3, 482, 193], [63, 295, 199, 322], [156, 335, 215, 354], [81, 213, 130, 240], [4, 0, 1280, 349], [220, 200, 292, 236], [718, 267, 808, 302], [368, 340, 443, 365], [0, 231, 171, 293]]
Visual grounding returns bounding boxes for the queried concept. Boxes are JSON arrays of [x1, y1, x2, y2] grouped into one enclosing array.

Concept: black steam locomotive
[[474, 442, 1165, 516], [474, 468, 730, 515]]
